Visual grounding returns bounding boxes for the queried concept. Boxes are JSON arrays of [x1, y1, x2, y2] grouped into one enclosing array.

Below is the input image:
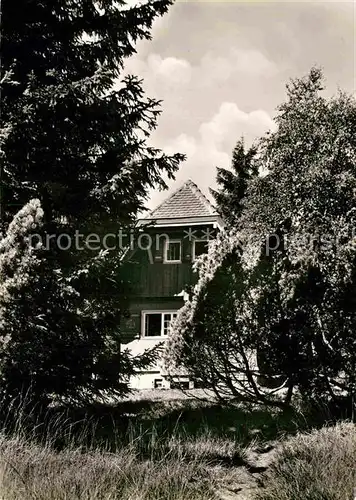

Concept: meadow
[[0, 390, 354, 500]]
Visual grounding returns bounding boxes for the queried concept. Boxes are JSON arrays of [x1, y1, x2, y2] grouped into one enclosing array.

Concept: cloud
[[147, 54, 192, 84], [124, 53, 192, 89], [148, 102, 276, 208], [162, 133, 197, 158], [122, 45, 277, 209], [122, 0, 354, 214], [124, 48, 276, 94], [175, 101, 276, 159], [199, 102, 275, 149], [198, 49, 277, 83]]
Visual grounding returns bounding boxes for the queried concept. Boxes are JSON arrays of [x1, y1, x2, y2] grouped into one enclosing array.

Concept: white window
[[143, 311, 178, 337], [192, 239, 209, 261], [164, 239, 182, 263]]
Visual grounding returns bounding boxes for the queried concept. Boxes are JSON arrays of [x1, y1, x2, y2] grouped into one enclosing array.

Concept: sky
[[123, 0, 355, 210]]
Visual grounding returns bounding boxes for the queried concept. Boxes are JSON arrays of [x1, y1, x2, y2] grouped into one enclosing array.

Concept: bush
[[166, 69, 356, 411], [256, 422, 356, 500]]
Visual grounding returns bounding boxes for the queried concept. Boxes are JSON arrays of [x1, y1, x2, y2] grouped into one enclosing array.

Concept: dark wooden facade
[[120, 180, 223, 388], [121, 225, 217, 339]]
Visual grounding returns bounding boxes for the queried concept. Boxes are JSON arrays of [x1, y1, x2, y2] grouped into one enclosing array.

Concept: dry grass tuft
[[0, 433, 216, 500], [0, 396, 354, 499], [256, 421, 356, 500]]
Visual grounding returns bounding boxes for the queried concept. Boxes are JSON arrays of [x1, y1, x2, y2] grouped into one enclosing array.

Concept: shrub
[[166, 68, 356, 412]]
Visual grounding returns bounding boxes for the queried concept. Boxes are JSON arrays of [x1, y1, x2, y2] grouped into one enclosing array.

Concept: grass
[[0, 434, 216, 499], [0, 393, 354, 499], [256, 421, 356, 500], [0, 397, 250, 500]]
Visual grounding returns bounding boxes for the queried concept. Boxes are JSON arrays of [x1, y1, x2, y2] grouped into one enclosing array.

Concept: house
[[121, 179, 223, 390]]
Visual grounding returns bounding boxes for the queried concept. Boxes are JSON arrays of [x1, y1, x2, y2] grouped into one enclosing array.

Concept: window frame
[[192, 239, 210, 262], [141, 310, 178, 338], [163, 239, 182, 264]]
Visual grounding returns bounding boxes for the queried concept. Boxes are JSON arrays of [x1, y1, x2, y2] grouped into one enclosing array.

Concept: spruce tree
[[210, 139, 258, 226], [0, 0, 184, 406]]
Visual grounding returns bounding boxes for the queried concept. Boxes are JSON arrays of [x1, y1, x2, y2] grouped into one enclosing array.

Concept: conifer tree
[[0, 0, 184, 405], [210, 139, 258, 226]]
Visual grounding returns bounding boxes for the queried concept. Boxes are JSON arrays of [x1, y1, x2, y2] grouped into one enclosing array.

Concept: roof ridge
[[145, 178, 218, 220], [185, 179, 217, 215], [145, 180, 189, 219]]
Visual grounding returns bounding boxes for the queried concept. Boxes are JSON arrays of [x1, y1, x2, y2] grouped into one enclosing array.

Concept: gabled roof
[[142, 179, 223, 227]]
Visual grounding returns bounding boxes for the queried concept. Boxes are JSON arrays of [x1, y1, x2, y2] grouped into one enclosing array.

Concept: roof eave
[[137, 214, 224, 229]]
